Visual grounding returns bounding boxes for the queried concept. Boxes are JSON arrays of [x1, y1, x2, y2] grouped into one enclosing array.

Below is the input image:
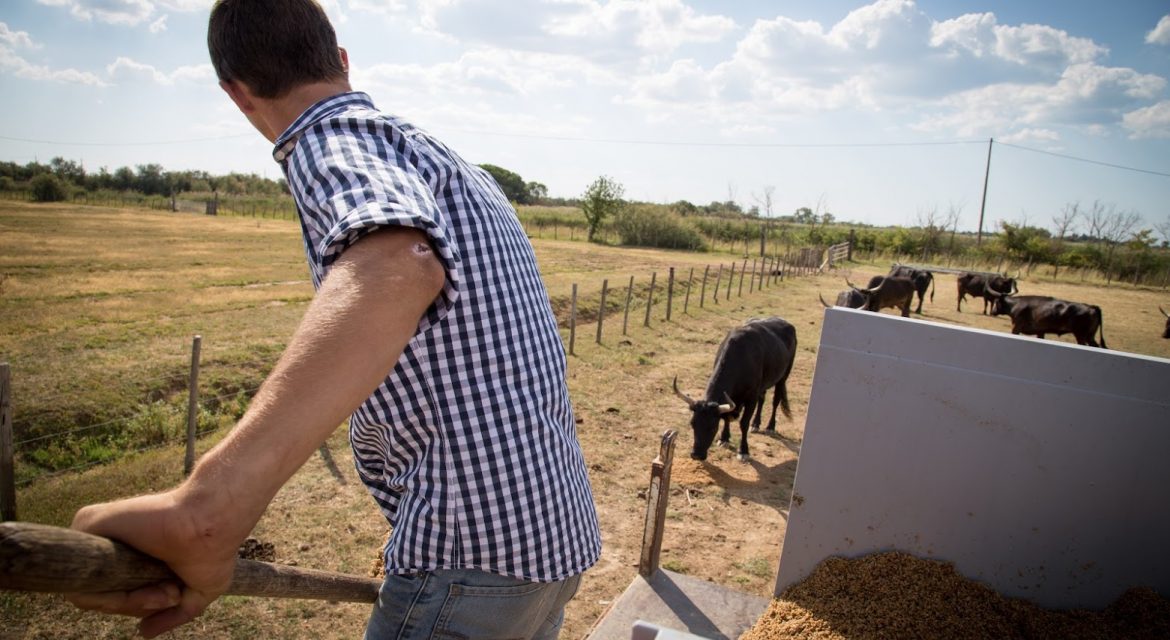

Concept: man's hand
[[66, 486, 241, 638]]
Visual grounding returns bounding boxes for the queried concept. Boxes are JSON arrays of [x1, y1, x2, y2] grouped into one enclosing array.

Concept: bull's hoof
[[750, 427, 760, 433], [719, 441, 733, 449], [737, 453, 750, 462]]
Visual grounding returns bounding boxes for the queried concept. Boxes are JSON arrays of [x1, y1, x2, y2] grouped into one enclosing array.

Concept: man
[[66, 1, 602, 638]]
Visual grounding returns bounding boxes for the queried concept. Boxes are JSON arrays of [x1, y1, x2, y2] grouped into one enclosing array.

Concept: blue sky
[[1, 0, 1168, 235]]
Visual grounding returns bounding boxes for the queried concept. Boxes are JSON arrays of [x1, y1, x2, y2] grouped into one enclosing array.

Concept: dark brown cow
[[988, 293, 1107, 348], [845, 276, 915, 317], [957, 272, 1017, 314], [889, 265, 934, 314], [1161, 306, 1169, 339], [818, 289, 867, 309], [673, 316, 797, 462]]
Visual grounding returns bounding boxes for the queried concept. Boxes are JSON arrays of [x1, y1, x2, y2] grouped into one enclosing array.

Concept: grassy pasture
[[1, 201, 1168, 639]]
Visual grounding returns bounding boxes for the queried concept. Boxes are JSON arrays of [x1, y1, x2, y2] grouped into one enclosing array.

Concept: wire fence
[[0, 242, 842, 521]]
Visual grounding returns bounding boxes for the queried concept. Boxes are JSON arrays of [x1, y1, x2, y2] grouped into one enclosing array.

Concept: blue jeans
[[363, 568, 583, 640]]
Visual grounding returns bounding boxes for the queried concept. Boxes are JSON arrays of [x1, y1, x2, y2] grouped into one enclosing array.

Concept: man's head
[[208, 0, 347, 100]]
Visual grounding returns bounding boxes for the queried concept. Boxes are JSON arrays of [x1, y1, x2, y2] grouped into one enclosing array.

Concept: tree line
[[4, 156, 1168, 287]]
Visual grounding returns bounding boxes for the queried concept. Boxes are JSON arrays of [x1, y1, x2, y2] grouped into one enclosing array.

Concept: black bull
[[845, 276, 915, 317], [888, 265, 934, 314], [957, 272, 1017, 314], [988, 293, 1107, 348], [673, 316, 797, 461], [1161, 306, 1169, 339]]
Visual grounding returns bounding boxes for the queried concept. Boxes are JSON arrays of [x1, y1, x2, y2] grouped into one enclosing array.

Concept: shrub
[[614, 205, 705, 250], [30, 173, 69, 202]]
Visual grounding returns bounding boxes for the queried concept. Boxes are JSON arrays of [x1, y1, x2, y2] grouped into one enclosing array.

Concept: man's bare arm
[[68, 227, 445, 638]]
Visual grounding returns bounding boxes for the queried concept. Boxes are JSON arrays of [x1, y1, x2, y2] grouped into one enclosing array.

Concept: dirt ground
[[4, 247, 1168, 639]]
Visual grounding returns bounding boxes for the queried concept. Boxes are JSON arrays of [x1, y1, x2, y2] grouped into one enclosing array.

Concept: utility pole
[[976, 137, 993, 246]]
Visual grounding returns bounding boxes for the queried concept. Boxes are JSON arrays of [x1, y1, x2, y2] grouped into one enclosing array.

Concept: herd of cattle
[[675, 265, 1170, 462]]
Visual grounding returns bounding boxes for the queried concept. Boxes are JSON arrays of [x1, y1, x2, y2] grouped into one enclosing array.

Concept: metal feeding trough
[[587, 307, 1170, 639]]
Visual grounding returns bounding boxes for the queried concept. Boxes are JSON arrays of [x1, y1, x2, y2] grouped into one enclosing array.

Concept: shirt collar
[[272, 91, 376, 164]]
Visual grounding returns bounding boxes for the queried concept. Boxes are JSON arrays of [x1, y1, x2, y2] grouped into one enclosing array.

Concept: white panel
[[775, 308, 1170, 609]]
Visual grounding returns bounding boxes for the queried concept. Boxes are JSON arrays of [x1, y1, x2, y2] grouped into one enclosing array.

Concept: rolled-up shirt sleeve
[[286, 119, 461, 332]]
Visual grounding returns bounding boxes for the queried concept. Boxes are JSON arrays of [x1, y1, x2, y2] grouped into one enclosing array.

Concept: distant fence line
[[562, 247, 835, 355], [0, 242, 849, 515]]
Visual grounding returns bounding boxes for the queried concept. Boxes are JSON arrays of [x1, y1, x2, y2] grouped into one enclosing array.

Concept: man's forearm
[[183, 228, 445, 541]]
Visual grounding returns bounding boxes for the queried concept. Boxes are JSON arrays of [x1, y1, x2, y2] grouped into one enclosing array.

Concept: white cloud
[[998, 128, 1061, 145], [0, 22, 40, 49], [418, 0, 734, 64], [0, 46, 107, 85], [1123, 101, 1170, 138], [37, 0, 156, 26], [106, 57, 214, 85], [1146, 15, 1170, 45], [932, 13, 1105, 71], [149, 15, 167, 33]]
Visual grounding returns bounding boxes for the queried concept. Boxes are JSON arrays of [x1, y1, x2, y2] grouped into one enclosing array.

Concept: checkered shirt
[[273, 92, 600, 581]]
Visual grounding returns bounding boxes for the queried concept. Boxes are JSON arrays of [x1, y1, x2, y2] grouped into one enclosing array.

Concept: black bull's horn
[[672, 378, 735, 414], [818, 292, 831, 308], [1161, 306, 1169, 318]]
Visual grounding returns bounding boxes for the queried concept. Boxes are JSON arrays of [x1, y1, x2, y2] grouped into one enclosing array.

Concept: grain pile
[[740, 551, 1170, 640]]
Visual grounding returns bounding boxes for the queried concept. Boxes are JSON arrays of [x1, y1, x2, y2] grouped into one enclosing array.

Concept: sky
[[1, 0, 1169, 235]]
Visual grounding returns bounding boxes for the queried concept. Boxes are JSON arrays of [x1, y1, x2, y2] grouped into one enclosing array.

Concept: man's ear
[[339, 47, 349, 75], [220, 79, 256, 114]]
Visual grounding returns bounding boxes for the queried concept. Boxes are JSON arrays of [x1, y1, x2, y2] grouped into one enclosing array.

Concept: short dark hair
[[208, 0, 346, 99]]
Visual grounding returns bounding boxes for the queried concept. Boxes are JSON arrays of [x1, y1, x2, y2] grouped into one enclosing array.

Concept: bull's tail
[[778, 382, 791, 419], [928, 274, 935, 302], [1095, 305, 1107, 349]]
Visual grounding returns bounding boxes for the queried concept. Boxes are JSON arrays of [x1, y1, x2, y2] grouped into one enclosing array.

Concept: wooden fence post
[[569, 284, 578, 356], [638, 430, 677, 577], [727, 262, 735, 301], [643, 272, 657, 328], [749, 259, 757, 294], [683, 267, 694, 315], [1, 363, 14, 521], [184, 336, 202, 476], [596, 279, 608, 345], [623, 276, 634, 336], [738, 259, 747, 297], [666, 268, 675, 322], [713, 264, 722, 304], [700, 265, 709, 309]]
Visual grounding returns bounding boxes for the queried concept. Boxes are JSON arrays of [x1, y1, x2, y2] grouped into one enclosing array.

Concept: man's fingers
[[65, 583, 182, 616], [138, 588, 215, 639]]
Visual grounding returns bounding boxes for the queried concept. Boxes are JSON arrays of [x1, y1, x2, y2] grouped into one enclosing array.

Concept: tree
[[525, 181, 548, 203], [580, 175, 624, 242], [1051, 202, 1080, 278], [30, 173, 69, 202], [478, 163, 530, 204]]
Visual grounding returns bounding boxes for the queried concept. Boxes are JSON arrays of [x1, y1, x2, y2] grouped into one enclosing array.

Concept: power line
[[445, 128, 988, 149], [995, 140, 1170, 179], [0, 133, 253, 147]]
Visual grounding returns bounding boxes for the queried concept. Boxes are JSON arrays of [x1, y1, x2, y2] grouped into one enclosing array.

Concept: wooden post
[[623, 276, 634, 336], [683, 267, 694, 315], [700, 265, 709, 309], [749, 259, 757, 294], [643, 272, 657, 328], [638, 430, 677, 577], [712, 264, 722, 304], [569, 284, 578, 355], [1, 363, 14, 521], [596, 279, 608, 345], [726, 262, 735, 301], [738, 259, 747, 297], [666, 268, 675, 322], [184, 336, 202, 476]]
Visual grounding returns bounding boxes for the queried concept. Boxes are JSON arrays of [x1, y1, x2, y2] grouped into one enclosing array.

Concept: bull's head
[[673, 377, 735, 461], [845, 278, 878, 311], [1161, 306, 1169, 339], [985, 286, 1013, 316]]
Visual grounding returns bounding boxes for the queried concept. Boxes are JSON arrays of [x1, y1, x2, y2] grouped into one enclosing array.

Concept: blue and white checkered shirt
[[273, 92, 601, 581]]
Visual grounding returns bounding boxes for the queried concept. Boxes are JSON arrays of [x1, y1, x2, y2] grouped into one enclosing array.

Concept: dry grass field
[[1, 201, 1168, 639]]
